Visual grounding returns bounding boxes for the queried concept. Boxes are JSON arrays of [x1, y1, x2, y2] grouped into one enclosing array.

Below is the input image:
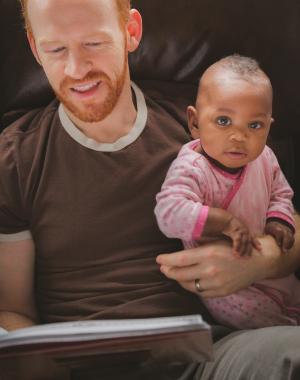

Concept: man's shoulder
[[143, 92, 190, 148], [0, 99, 60, 169], [0, 99, 60, 143]]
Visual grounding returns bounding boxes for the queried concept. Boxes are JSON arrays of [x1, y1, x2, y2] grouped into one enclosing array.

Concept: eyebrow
[[39, 40, 62, 46], [215, 108, 268, 118], [251, 113, 269, 118], [39, 32, 111, 46], [215, 108, 235, 114]]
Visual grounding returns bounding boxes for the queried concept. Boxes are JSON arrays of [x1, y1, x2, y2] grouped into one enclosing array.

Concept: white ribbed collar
[[58, 82, 147, 152]]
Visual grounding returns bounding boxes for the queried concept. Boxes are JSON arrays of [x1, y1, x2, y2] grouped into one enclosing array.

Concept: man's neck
[[64, 82, 137, 144]]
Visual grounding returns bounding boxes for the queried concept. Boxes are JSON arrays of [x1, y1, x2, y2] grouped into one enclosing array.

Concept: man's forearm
[[0, 311, 37, 331], [262, 213, 300, 279]]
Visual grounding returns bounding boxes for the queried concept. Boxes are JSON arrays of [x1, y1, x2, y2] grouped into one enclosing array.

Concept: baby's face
[[188, 77, 273, 169]]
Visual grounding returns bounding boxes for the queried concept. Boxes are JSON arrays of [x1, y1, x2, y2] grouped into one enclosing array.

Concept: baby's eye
[[216, 116, 231, 127], [249, 122, 263, 129]]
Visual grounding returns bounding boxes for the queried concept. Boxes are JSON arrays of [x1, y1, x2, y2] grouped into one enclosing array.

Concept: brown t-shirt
[[0, 84, 210, 323]]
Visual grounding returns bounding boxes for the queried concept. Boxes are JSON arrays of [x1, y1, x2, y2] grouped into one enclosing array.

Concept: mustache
[[60, 71, 110, 89]]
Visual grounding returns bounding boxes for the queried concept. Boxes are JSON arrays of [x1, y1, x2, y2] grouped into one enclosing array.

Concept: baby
[[155, 54, 300, 329]]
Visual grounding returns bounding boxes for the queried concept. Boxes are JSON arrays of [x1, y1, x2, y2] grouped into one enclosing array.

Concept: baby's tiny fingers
[[277, 232, 285, 250], [252, 237, 261, 251], [244, 240, 253, 257], [282, 233, 295, 252], [232, 234, 242, 255], [238, 234, 252, 256]]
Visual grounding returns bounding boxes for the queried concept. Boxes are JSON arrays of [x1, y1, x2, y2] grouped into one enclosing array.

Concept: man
[[0, 0, 300, 379]]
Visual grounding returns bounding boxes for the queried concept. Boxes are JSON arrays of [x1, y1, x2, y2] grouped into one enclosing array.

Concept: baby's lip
[[228, 151, 246, 154], [226, 147, 247, 154], [225, 150, 247, 158]]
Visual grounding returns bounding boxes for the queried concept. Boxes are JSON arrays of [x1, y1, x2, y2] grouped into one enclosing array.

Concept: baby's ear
[[187, 106, 200, 139], [270, 117, 275, 125]]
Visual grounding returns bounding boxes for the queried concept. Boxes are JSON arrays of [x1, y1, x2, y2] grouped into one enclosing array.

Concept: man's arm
[[0, 241, 70, 379], [156, 213, 300, 298], [264, 213, 300, 278], [0, 239, 38, 331]]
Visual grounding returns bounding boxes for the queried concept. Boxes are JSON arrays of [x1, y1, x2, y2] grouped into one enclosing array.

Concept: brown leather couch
[[1, 0, 300, 211]]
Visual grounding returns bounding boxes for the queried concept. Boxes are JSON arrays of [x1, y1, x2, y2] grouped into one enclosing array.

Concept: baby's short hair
[[198, 54, 272, 99], [215, 54, 266, 82]]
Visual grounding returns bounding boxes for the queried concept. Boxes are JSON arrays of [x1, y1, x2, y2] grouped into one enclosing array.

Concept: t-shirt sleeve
[[0, 133, 31, 239], [154, 148, 209, 241]]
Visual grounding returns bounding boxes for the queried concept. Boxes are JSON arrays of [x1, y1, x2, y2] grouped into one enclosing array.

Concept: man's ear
[[27, 31, 42, 65], [271, 117, 275, 125], [126, 9, 143, 53], [187, 105, 200, 139]]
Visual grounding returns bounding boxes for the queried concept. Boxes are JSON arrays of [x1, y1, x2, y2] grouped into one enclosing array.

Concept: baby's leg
[[204, 286, 299, 329], [259, 275, 300, 323]]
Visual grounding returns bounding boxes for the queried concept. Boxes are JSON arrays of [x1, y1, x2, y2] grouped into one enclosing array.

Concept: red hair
[[19, 0, 131, 32]]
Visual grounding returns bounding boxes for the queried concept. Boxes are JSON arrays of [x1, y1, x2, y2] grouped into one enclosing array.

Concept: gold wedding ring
[[195, 278, 201, 293]]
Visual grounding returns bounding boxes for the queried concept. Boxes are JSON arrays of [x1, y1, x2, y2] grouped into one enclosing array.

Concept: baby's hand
[[265, 221, 295, 253], [222, 216, 260, 256]]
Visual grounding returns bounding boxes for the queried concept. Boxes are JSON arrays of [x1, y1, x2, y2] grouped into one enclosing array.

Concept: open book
[[0, 315, 213, 364]]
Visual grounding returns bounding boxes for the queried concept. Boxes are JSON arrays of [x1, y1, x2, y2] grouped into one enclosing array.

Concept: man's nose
[[64, 51, 92, 79]]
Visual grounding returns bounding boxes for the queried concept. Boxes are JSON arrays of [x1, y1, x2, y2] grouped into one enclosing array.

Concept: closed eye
[[48, 47, 65, 53], [85, 42, 102, 47]]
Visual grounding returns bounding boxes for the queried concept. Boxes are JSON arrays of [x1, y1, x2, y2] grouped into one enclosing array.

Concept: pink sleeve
[[265, 148, 295, 228], [154, 148, 209, 241]]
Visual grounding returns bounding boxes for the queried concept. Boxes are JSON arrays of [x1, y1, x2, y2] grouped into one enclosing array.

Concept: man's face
[[188, 76, 273, 169], [27, 0, 129, 123]]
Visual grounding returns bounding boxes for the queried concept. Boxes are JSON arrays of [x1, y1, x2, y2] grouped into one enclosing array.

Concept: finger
[[282, 233, 295, 252], [160, 264, 203, 282], [160, 261, 221, 283], [194, 278, 202, 293], [198, 280, 235, 298], [237, 233, 250, 256], [275, 231, 284, 250], [232, 234, 242, 254], [238, 234, 247, 256], [243, 234, 253, 256], [179, 280, 205, 295], [156, 247, 201, 267], [252, 237, 262, 251], [181, 278, 212, 295]]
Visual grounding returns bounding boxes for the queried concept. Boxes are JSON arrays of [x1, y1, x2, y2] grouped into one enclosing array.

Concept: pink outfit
[[155, 139, 300, 329]]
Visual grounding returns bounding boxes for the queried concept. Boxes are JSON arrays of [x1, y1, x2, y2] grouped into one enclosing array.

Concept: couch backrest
[[1, 0, 300, 207]]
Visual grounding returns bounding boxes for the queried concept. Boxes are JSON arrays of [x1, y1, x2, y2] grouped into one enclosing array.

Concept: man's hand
[[265, 221, 295, 253], [156, 237, 281, 298]]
